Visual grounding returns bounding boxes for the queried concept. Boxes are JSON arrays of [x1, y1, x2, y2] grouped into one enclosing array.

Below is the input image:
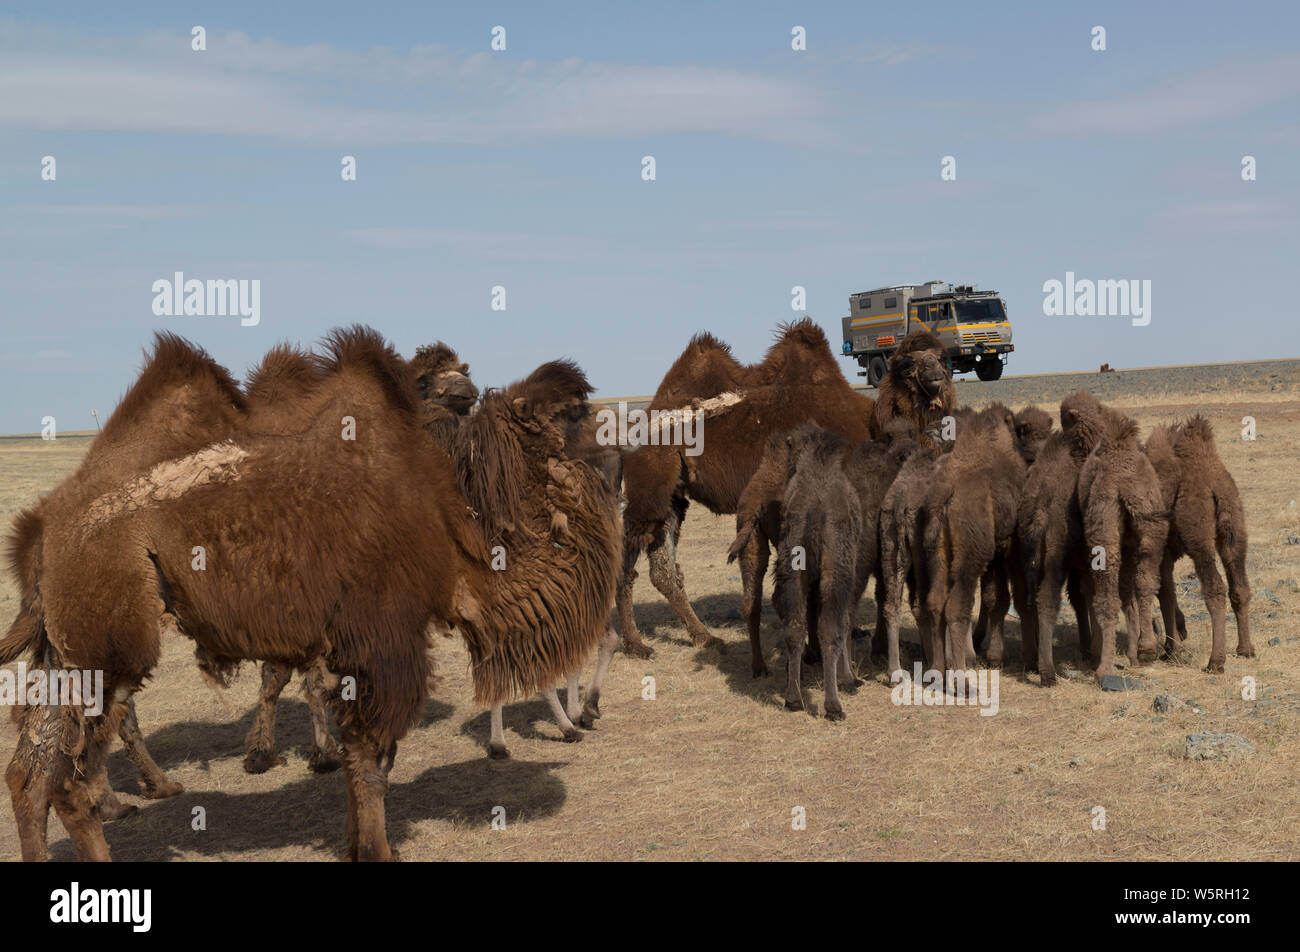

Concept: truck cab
[[840, 281, 1014, 385]]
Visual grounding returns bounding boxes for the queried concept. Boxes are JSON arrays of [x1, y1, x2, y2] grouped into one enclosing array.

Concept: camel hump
[[317, 324, 420, 417], [101, 332, 247, 439], [245, 343, 322, 406], [1174, 415, 1215, 455], [686, 331, 735, 358], [774, 316, 828, 349], [519, 358, 594, 406]]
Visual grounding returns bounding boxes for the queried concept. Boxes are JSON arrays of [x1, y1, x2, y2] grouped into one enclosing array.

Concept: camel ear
[[512, 396, 532, 419], [893, 354, 914, 376]]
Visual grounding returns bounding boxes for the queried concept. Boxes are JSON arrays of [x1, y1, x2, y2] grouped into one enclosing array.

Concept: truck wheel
[[976, 359, 1004, 382], [867, 355, 888, 388]]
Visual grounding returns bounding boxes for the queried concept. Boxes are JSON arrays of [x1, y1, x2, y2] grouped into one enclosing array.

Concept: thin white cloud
[[1031, 56, 1300, 136], [0, 21, 827, 145]]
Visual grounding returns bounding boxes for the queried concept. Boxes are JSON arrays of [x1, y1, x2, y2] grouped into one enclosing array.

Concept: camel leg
[[1033, 571, 1065, 686], [87, 760, 136, 822], [565, 673, 582, 723], [820, 614, 846, 722], [304, 662, 344, 774], [617, 532, 654, 659], [882, 563, 906, 680], [984, 562, 1010, 668], [740, 532, 771, 678], [1188, 543, 1229, 673], [581, 627, 619, 728], [1219, 538, 1254, 660], [243, 662, 291, 774], [1091, 551, 1120, 681], [1067, 568, 1092, 663], [972, 591, 990, 655], [837, 613, 860, 691], [340, 729, 397, 862], [119, 697, 183, 798], [778, 576, 808, 712], [6, 702, 61, 861], [648, 499, 719, 649], [543, 687, 583, 743], [1119, 556, 1142, 668], [488, 705, 509, 759], [1157, 554, 1182, 659], [47, 709, 114, 862]]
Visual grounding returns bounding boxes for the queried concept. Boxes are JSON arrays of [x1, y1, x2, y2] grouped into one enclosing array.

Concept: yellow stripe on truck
[[850, 312, 904, 327]]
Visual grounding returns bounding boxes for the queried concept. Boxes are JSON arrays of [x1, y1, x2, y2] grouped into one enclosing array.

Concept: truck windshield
[[956, 300, 1006, 324]]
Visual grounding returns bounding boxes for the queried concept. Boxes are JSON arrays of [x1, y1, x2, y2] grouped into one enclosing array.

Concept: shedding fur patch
[[86, 441, 249, 525]]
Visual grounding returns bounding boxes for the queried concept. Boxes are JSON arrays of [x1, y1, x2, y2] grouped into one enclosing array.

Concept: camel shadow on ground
[[71, 742, 567, 861], [107, 696, 457, 791]]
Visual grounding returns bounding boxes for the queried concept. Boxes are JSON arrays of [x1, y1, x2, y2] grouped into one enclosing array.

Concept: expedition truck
[[840, 281, 1014, 386]]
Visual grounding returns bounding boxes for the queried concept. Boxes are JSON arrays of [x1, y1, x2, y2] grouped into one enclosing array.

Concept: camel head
[[411, 342, 478, 417], [889, 330, 951, 410], [1013, 405, 1054, 465]]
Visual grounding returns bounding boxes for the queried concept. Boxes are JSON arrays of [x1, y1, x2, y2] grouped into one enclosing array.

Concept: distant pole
[[91, 409, 100, 431]]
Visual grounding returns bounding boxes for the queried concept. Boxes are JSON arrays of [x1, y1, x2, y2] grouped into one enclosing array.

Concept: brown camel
[[873, 330, 956, 447], [619, 319, 876, 659], [240, 340, 480, 774], [3, 327, 621, 861], [770, 425, 864, 719], [920, 403, 1027, 678], [729, 418, 917, 679], [1074, 399, 1168, 681], [1144, 417, 1253, 672]]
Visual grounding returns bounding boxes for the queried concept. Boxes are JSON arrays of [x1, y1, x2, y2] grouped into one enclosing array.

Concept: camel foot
[[752, 662, 769, 678], [141, 778, 184, 799], [622, 638, 655, 660], [561, 727, 583, 743], [784, 699, 804, 712], [100, 801, 139, 822], [579, 713, 597, 730], [243, 748, 286, 774], [488, 742, 511, 760], [1204, 659, 1225, 674], [1237, 644, 1256, 659], [308, 746, 343, 774], [824, 706, 846, 722], [1039, 671, 1057, 688]]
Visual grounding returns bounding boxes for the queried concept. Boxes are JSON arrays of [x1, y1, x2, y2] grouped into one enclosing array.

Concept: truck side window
[[884, 296, 897, 309]]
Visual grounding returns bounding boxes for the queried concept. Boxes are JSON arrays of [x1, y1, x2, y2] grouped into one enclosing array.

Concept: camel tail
[[726, 521, 755, 564], [1, 508, 46, 664]]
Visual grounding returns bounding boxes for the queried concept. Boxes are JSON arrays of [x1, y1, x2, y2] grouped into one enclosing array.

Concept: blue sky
[[1, 1, 1297, 434]]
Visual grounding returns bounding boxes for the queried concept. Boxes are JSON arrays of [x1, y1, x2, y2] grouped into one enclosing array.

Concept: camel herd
[[1, 320, 1253, 861]]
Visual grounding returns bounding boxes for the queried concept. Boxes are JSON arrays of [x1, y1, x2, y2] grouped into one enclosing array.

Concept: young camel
[[1143, 416, 1253, 672], [770, 426, 864, 719], [1074, 402, 1169, 680], [3, 328, 621, 861]]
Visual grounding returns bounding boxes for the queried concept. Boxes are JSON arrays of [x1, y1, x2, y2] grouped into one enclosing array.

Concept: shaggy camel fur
[[770, 426, 863, 719], [1012, 410, 1091, 684], [3, 328, 620, 861], [1074, 399, 1169, 680], [241, 341, 480, 774], [728, 418, 917, 679], [873, 330, 956, 447], [1144, 417, 1253, 672], [972, 405, 1054, 654], [619, 319, 875, 658], [920, 404, 1026, 677]]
